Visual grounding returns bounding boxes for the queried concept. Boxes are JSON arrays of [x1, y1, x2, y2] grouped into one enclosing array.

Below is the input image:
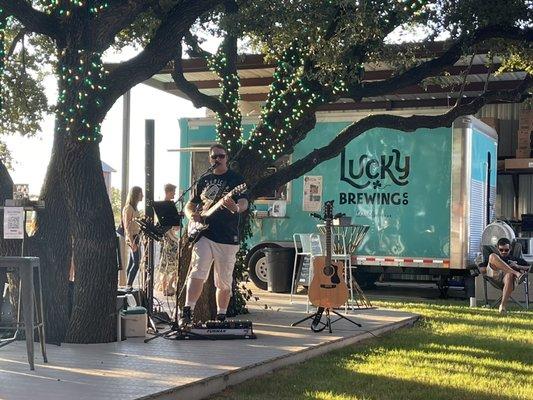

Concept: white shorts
[[189, 237, 239, 290]]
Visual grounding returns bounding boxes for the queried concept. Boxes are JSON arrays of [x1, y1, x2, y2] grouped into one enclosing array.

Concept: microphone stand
[[144, 162, 219, 343]]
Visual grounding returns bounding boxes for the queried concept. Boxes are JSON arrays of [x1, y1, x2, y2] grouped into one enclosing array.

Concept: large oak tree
[[0, 0, 223, 343]]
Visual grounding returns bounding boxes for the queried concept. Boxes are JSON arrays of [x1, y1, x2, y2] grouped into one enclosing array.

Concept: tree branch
[[6, 28, 27, 59], [255, 76, 532, 197], [171, 42, 227, 114], [0, 0, 63, 43], [100, 0, 223, 120], [349, 25, 532, 101], [455, 53, 475, 107], [183, 31, 213, 59], [92, 0, 153, 52]]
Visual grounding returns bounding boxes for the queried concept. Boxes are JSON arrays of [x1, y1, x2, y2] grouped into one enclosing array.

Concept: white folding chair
[[290, 233, 315, 304]]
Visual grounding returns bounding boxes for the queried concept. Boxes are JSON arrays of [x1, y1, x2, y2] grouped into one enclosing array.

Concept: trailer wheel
[[247, 244, 282, 290]]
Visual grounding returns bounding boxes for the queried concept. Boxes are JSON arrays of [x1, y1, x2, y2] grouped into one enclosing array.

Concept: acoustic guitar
[[308, 200, 349, 309], [187, 183, 247, 244]]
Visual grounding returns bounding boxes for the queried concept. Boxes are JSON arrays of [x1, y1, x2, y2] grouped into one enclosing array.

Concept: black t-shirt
[[190, 170, 247, 245]]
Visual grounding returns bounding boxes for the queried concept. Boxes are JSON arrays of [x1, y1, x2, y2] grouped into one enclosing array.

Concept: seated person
[[478, 238, 529, 314]]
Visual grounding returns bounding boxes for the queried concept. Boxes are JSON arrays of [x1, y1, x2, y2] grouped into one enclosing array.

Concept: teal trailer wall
[[468, 127, 498, 260], [179, 119, 453, 259]]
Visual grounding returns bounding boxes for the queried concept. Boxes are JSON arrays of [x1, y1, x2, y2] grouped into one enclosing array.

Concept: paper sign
[[303, 175, 323, 212], [3, 207, 24, 239], [13, 184, 29, 200]]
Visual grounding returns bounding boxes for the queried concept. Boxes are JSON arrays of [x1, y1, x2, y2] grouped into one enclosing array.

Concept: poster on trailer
[[303, 176, 323, 212]]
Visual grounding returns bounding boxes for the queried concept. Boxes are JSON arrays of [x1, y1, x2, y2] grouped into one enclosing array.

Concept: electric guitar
[[187, 183, 247, 244], [308, 200, 349, 312]]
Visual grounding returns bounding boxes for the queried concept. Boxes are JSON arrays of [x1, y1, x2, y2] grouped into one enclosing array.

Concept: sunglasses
[[210, 154, 226, 160], [498, 247, 510, 253]]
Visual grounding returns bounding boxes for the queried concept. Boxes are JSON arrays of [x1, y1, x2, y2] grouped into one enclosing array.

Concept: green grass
[[211, 300, 533, 400]]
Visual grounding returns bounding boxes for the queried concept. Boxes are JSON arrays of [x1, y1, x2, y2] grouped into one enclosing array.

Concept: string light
[[37, 2, 110, 141], [39, 1, 109, 17], [56, 49, 108, 142], [207, 52, 243, 155], [245, 44, 327, 160]]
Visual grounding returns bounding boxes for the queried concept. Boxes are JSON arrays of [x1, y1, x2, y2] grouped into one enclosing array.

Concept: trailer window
[[191, 151, 291, 203], [256, 155, 291, 203], [191, 150, 210, 183]]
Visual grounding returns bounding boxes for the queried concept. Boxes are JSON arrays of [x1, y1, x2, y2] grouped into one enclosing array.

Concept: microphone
[[208, 161, 220, 171]]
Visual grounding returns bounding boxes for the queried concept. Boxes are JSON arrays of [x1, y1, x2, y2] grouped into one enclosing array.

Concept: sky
[[3, 47, 208, 206]]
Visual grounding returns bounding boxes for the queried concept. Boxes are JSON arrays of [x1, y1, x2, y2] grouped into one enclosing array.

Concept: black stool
[[0, 256, 48, 370]]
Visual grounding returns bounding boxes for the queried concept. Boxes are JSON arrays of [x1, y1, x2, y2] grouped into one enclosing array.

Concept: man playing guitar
[[179, 143, 248, 326]]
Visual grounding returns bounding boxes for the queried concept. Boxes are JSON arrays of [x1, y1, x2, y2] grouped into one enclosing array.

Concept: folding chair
[[478, 243, 530, 309], [290, 233, 315, 304]]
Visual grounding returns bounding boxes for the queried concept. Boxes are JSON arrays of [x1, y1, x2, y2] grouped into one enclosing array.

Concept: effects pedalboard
[[174, 320, 256, 340]]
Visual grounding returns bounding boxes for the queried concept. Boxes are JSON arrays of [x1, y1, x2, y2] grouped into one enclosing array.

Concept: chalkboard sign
[[296, 235, 322, 285], [298, 255, 311, 285]]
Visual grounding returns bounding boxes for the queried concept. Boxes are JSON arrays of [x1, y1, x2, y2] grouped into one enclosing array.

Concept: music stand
[[153, 201, 183, 229]]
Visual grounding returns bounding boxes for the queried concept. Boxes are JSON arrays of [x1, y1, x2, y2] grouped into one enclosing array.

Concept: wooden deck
[[0, 292, 417, 400]]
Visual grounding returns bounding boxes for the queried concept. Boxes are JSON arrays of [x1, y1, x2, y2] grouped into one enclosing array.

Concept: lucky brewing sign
[[339, 148, 410, 206], [335, 126, 451, 258]]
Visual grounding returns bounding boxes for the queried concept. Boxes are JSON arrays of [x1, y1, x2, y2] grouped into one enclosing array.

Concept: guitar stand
[[291, 307, 361, 333]]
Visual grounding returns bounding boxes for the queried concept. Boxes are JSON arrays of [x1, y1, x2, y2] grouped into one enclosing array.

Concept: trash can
[[264, 247, 295, 293]]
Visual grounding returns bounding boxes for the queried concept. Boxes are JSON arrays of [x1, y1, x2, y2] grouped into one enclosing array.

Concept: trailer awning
[[144, 46, 528, 112]]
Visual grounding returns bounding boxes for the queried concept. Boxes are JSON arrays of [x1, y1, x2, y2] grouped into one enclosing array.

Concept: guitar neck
[[201, 189, 239, 218], [326, 219, 332, 266], [201, 198, 225, 217]]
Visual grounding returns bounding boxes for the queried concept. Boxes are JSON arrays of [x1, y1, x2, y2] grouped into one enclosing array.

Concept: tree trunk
[[32, 132, 72, 343], [62, 137, 117, 343], [31, 122, 118, 343]]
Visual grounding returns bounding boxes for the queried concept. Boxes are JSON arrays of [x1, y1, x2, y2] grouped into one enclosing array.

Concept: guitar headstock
[[323, 200, 334, 221], [231, 183, 247, 196]]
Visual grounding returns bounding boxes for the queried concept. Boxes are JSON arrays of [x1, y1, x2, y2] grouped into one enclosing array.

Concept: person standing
[[123, 186, 143, 290], [179, 144, 248, 325], [157, 183, 181, 296]]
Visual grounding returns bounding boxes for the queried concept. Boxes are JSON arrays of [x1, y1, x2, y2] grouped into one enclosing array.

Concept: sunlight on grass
[[211, 300, 533, 400]]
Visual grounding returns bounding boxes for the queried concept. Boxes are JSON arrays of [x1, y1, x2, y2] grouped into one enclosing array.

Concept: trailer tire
[[247, 244, 282, 290]]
